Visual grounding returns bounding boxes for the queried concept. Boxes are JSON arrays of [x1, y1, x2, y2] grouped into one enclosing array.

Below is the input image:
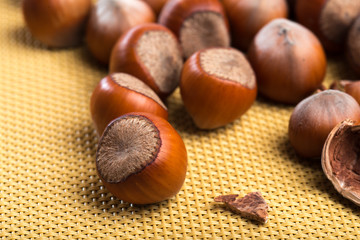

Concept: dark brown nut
[[288, 89, 360, 159], [222, 0, 288, 51], [322, 119, 360, 206], [215, 192, 269, 223], [247, 18, 327, 104], [295, 0, 360, 52], [347, 16, 360, 76]]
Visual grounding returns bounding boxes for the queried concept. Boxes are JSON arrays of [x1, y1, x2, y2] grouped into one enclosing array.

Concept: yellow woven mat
[[1, 1, 360, 239]]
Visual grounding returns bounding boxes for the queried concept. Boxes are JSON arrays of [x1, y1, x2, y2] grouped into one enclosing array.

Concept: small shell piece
[[215, 192, 269, 223], [322, 119, 360, 206]]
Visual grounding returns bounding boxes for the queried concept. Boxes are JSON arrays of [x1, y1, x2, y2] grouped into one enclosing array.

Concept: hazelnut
[[295, 0, 360, 52], [96, 112, 187, 204], [22, 0, 92, 47], [90, 73, 168, 136], [222, 0, 288, 51], [85, 0, 155, 64], [159, 0, 230, 59], [247, 18, 327, 104], [109, 23, 183, 99], [288, 90, 360, 159], [180, 47, 257, 129]]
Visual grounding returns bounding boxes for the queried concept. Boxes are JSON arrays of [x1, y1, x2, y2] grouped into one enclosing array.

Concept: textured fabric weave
[[1, 1, 360, 239]]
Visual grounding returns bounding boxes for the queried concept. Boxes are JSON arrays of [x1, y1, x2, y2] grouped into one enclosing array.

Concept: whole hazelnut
[[109, 23, 183, 99], [85, 0, 155, 64], [180, 47, 257, 129], [96, 112, 187, 204], [247, 18, 327, 104], [159, 0, 230, 59], [295, 0, 360, 52], [288, 90, 360, 159], [22, 0, 92, 47], [90, 73, 168, 136], [222, 0, 288, 51]]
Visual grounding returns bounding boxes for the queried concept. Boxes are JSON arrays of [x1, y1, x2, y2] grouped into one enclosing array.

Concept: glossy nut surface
[[22, 0, 92, 47], [248, 18, 326, 104], [296, 0, 360, 52], [86, 0, 155, 64], [90, 73, 168, 136], [109, 23, 183, 99], [96, 112, 187, 204], [223, 0, 288, 51], [159, 0, 230, 58], [180, 47, 257, 129], [288, 90, 360, 159]]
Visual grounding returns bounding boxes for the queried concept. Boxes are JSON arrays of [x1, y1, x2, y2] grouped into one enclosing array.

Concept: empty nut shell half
[[322, 119, 360, 206]]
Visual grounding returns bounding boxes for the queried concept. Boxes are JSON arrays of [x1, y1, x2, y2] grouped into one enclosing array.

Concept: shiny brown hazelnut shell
[[247, 18, 327, 104], [158, 0, 230, 59], [288, 90, 360, 159], [96, 112, 187, 204], [347, 16, 360, 76], [322, 119, 360, 206], [22, 0, 92, 47], [222, 0, 288, 51], [109, 23, 183, 99], [180, 47, 257, 129], [90, 73, 168, 136], [85, 0, 155, 65], [295, 0, 360, 52]]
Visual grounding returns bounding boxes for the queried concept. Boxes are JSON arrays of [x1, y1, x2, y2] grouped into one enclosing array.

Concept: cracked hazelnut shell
[[322, 119, 360, 206]]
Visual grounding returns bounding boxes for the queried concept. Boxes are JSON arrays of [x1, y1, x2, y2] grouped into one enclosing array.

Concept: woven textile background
[[1, 1, 360, 239]]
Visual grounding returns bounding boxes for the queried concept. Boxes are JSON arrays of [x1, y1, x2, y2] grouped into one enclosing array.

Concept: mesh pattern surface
[[1, 1, 360, 239]]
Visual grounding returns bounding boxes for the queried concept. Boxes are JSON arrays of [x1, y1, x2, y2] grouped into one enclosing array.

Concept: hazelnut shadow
[[9, 26, 48, 49], [75, 47, 108, 73]]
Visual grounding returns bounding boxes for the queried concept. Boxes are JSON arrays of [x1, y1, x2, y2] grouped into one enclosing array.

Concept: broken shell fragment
[[322, 119, 360, 206], [214, 192, 269, 223]]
